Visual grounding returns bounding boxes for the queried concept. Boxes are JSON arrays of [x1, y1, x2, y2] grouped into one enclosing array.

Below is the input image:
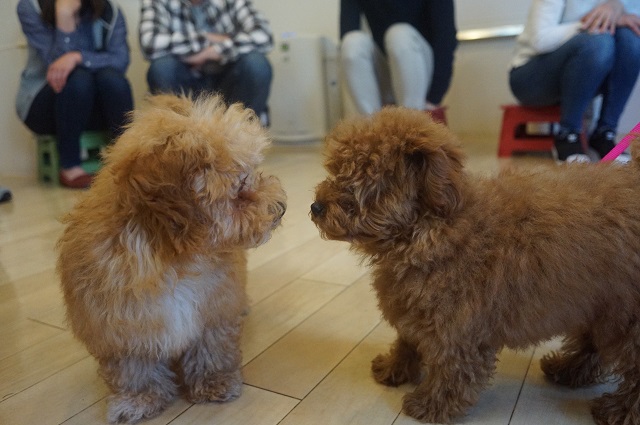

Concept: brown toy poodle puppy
[[311, 107, 640, 424], [57, 94, 286, 424]]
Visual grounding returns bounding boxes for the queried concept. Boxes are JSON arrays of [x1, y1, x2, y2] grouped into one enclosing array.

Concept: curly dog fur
[[311, 107, 640, 424], [57, 95, 286, 424]]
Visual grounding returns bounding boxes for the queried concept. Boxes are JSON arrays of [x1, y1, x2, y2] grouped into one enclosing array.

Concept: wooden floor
[[0, 134, 615, 425]]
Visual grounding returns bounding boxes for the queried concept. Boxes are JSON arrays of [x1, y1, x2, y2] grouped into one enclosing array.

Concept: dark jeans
[[510, 28, 640, 133], [24, 67, 133, 169], [146, 51, 272, 115]]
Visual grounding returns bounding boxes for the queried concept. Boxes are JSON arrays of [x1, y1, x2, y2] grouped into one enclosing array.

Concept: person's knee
[[615, 27, 640, 48], [384, 23, 427, 58], [64, 67, 94, 93], [578, 33, 615, 71], [234, 52, 272, 86], [615, 27, 640, 64], [341, 31, 374, 62], [95, 68, 131, 95], [147, 56, 189, 93], [385, 23, 432, 69], [384, 23, 416, 46]]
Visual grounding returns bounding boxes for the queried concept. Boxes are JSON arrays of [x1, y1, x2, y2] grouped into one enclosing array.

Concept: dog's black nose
[[277, 201, 287, 219], [310, 201, 325, 217], [270, 201, 286, 220]]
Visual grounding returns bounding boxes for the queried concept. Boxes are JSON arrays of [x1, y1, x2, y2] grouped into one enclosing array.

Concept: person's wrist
[[63, 51, 82, 65], [207, 45, 221, 61]]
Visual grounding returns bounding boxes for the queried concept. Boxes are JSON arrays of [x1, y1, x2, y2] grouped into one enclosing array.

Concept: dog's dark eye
[[339, 198, 358, 215], [236, 174, 259, 202], [238, 175, 249, 192]]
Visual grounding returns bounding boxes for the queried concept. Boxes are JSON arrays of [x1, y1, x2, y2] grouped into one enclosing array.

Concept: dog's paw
[[186, 370, 243, 404], [371, 353, 412, 387], [540, 350, 603, 388], [402, 391, 459, 424], [107, 393, 171, 424], [591, 392, 637, 425]]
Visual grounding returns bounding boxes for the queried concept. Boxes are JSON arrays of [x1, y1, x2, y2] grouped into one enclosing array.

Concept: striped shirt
[[139, 0, 273, 64]]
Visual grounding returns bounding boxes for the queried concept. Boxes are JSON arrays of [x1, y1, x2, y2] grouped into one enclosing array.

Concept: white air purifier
[[268, 34, 341, 143]]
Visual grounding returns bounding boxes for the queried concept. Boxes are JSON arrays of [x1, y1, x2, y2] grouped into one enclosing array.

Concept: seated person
[[16, 0, 134, 188], [509, 0, 640, 163], [339, 0, 458, 121], [139, 0, 273, 122]]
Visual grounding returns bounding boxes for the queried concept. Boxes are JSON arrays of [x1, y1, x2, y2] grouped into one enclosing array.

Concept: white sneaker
[[613, 152, 632, 164], [551, 146, 591, 164]]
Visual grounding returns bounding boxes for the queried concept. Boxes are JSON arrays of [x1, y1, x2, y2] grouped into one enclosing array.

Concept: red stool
[[498, 105, 560, 157]]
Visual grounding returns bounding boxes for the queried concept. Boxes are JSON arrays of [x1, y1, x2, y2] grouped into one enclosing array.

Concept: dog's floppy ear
[[118, 143, 215, 260], [406, 131, 466, 218]]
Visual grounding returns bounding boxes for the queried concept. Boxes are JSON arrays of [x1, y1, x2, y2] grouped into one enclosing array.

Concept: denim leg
[[215, 51, 272, 115], [510, 32, 614, 132], [94, 68, 134, 138], [560, 34, 614, 131], [598, 28, 640, 130], [23, 85, 57, 135], [56, 68, 96, 168], [147, 55, 206, 95]]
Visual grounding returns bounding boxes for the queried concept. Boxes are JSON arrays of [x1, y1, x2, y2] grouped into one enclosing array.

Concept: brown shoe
[[426, 106, 447, 126], [59, 171, 93, 189]]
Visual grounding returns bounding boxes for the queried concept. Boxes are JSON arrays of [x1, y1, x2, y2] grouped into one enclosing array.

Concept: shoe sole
[[551, 146, 591, 164]]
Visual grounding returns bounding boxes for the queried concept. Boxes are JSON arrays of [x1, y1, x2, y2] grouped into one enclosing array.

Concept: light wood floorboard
[[0, 135, 611, 424]]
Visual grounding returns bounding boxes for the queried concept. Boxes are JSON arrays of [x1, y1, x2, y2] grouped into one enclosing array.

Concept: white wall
[[2, 0, 36, 178], [2, 0, 639, 177]]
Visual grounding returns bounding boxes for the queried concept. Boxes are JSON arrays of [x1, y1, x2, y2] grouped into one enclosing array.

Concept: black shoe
[[589, 128, 616, 158], [589, 128, 630, 163], [552, 130, 590, 163], [0, 186, 12, 203]]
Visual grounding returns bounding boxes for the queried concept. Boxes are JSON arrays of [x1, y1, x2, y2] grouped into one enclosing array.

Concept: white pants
[[340, 23, 434, 115]]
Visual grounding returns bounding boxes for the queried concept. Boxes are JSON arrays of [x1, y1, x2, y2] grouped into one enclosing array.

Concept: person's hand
[[183, 45, 221, 67], [46, 51, 81, 93], [618, 14, 640, 36], [206, 33, 231, 44], [581, 0, 624, 34], [182, 34, 229, 68], [56, 0, 81, 32]]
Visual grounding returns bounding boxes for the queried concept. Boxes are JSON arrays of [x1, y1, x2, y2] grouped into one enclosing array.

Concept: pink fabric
[[601, 121, 640, 162]]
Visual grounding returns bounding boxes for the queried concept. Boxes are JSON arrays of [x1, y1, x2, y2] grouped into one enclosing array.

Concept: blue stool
[[36, 131, 109, 184]]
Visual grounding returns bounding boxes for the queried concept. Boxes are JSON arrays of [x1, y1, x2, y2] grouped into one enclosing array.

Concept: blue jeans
[[510, 28, 640, 133], [147, 51, 272, 115], [24, 67, 133, 168]]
